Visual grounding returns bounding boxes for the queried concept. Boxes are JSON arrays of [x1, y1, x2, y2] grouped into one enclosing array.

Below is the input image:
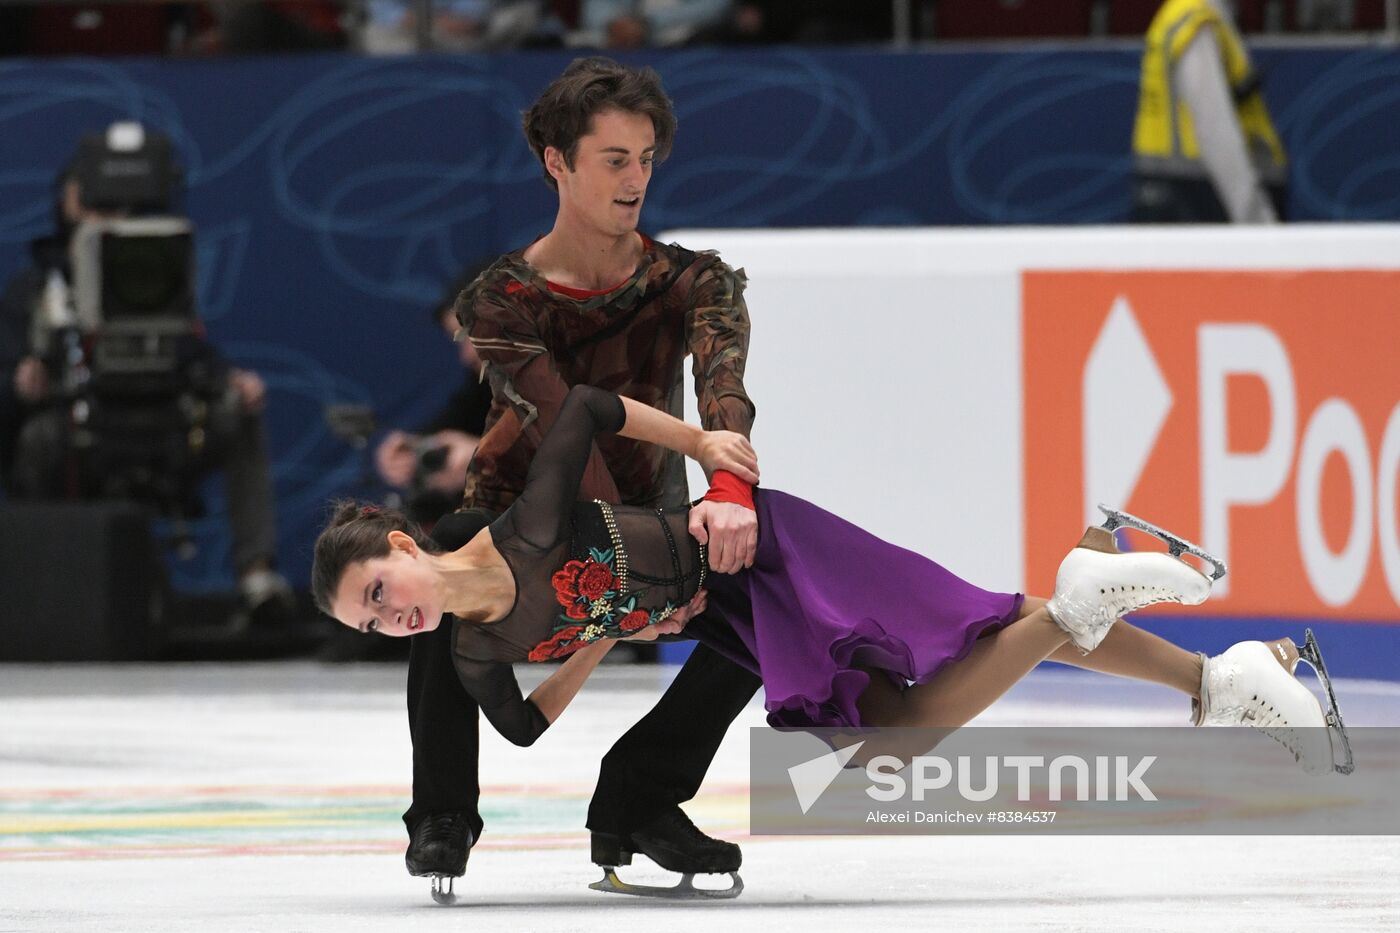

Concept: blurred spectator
[[1295, 0, 1355, 30], [0, 136, 294, 623], [573, 0, 730, 47], [1131, 0, 1287, 223], [372, 264, 494, 527], [360, 0, 566, 52], [688, 1, 779, 43]]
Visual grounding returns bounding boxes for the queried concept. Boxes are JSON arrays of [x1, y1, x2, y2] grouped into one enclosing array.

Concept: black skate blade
[[430, 874, 458, 905], [1297, 628, 1355, 775], [1096, 504, 1228, 581], [589, 868, 744, 900]]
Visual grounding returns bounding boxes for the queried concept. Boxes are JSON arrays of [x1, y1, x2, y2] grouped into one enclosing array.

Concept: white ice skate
[[1046, 507, 1215, 654], [1195, 630, 1353, 775]]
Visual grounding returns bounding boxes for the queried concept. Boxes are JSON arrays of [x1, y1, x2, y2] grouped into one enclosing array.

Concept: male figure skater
[[402, 56, 764, 900]]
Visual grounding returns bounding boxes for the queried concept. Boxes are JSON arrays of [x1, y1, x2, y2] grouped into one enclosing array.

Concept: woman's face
[[330, 534, 442, 637]]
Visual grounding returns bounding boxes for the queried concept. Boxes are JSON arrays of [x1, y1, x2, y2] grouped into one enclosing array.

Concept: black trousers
[[1130, 172, 1288, 223], [402, 595, 762, 842]]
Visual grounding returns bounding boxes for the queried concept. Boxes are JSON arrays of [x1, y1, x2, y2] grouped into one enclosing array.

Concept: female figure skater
[[312, 385, 1342, 775]]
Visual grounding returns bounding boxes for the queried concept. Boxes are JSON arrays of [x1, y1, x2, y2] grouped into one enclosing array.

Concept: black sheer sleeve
[[452, 657, 550, 747], [499, 384, 625, 550]]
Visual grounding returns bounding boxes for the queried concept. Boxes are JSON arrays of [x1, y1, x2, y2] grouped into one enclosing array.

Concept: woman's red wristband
[[702, 469, 755, 511]]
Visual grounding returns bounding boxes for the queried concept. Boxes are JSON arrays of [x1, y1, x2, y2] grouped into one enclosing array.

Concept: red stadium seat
[[933, 0, 1096, 39], [28, 4, 173, 55], [1354, 0, 1387, 29], [1106, 0, 1164, 35]]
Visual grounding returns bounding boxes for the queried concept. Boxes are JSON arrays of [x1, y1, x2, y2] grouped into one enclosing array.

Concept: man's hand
[[620, 590, 707, 642], [688, 500, 758, 574], [375, 429, 420, 488], [695, 430, 759, 485], [13, 357, 49, 403], [229, 368, 266, 413]]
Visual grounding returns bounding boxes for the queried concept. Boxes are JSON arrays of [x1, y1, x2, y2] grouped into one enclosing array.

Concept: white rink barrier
[[666, 225, 1400, 629]]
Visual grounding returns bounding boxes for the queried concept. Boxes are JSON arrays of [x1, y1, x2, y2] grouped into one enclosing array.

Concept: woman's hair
[[311, 501, 437, 616], [522, 56, 677, 191]]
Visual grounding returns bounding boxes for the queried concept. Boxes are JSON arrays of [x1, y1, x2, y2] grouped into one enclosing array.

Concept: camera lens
[[418, 445, 449, 473], [102, 232, 192, 319]]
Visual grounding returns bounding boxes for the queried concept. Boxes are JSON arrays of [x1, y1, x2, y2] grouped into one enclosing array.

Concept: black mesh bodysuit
[[451, 385, 709, 746]]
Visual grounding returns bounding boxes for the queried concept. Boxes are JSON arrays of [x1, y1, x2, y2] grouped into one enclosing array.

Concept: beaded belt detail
[[592, 499, 707, 596], [593, 499, 629, 594]]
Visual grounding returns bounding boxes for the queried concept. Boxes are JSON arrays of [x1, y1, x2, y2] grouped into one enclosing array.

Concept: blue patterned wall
[[2, 45, 1396, 589]]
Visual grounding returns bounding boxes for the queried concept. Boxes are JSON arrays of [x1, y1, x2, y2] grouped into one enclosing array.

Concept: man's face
[[549, 108, 655, 238]]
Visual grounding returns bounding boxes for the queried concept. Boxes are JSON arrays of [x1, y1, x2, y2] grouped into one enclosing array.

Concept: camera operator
[[0, 125, 294, 623], [373, 264, 493, 527]]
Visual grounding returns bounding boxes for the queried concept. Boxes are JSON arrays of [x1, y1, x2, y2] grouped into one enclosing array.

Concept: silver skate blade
[[1297, 628, 1355, 775], [1097, 504, 1228, 581], [589, 868, 744, 900], [430, 874, 457, 905]]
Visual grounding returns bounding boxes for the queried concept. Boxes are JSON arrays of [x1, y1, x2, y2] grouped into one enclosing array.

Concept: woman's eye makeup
[[372, 582, 383, 603]]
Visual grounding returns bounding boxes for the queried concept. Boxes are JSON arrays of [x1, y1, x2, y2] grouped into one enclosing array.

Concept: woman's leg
[[856, 597, 1204, 730], [856, 604, 1070, 729], [1023, 596, 1203, 698]]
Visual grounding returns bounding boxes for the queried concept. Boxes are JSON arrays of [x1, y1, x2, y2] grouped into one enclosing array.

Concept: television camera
[[32, 122, 218, 518]]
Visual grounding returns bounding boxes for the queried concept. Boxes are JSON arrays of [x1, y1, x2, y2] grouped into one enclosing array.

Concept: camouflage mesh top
[[455, 235, 755, 514]]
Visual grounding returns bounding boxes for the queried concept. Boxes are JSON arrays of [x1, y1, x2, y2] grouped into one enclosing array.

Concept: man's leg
[[216, 400, 279, 578], [10, 409, 67, 498], [402, 620, 483, 874], [587, 637, 761, 870], [209, 392, 298, 621]]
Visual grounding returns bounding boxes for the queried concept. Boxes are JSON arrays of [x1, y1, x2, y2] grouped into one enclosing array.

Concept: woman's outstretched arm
[[457, 640, 618, 746], [526, 639, 617, 724]]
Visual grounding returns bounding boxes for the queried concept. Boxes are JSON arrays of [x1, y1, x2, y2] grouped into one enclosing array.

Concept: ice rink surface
[[4, 660, 1399, 933]]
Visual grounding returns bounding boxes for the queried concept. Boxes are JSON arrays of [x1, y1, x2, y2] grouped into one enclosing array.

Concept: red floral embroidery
[[577, 562, 617, 600], [528, 625, 584, 661], [618, 609, 650, 633], [552, 560, 586, 606]]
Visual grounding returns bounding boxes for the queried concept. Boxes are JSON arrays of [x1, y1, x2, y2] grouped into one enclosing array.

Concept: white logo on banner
[[1083, 296, 1174, 531]]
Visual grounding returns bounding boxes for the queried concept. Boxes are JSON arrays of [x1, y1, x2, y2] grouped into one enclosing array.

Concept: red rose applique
[[552, 560, 586, 606], [618, 609, 650, 633], [528, 625, 583, 661], [576, 561, 618, 600]]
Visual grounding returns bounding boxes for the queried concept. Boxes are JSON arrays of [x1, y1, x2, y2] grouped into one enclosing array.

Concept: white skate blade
[[1298, 628, 1355, 775], [1097, 504, 1227, 583], [430, 875, 457, 905], [590, 868, 744, 900]]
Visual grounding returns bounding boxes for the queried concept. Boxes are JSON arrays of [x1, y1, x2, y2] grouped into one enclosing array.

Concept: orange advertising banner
[[1024, 270, 1400, 621]]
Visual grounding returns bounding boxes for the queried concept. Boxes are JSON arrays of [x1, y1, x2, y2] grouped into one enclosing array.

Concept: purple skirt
[[699, 489, 1024, 730]]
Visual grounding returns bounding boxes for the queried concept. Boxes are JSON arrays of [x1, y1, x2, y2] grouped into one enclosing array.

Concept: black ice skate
[[589, 808, 743, 899], [406, 811, 473, 905]]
